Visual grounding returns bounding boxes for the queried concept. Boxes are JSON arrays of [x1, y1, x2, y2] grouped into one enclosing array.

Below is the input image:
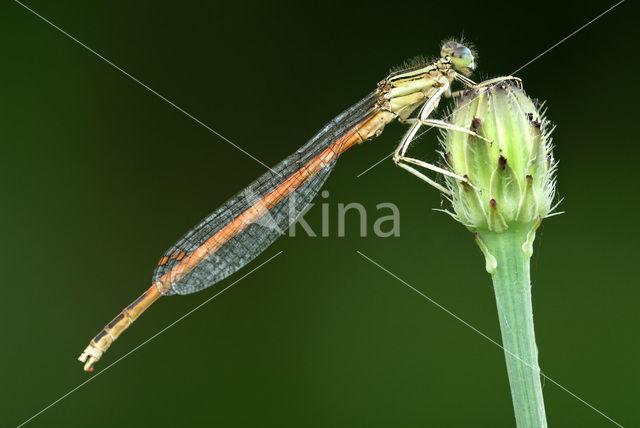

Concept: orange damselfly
[[78, 41, 519, 371]]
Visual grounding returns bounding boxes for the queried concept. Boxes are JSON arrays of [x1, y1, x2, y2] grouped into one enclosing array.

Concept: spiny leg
[[455, 74, 523, 90], [393, 73, 510, 192], [395, 115, 487, 192], [393, 85, 448, 160], [411, 118, 492, 143], [393, 86, 471, 191], [398, 156, 481, 192], [450, 75, 523, 98], [394, 104, 456, 193], [401, 120, 484, 187], [396, 162, 451, 195]]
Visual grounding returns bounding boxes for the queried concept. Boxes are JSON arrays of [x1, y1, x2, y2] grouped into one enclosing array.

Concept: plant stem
[[479, 226, 548, 428]]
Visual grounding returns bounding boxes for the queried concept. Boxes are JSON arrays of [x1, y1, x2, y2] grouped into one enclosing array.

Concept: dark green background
[[2, 1, 637, 426]]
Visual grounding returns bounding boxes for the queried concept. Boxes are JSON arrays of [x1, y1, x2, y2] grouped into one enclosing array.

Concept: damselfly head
[[441, 41, 475, 76]]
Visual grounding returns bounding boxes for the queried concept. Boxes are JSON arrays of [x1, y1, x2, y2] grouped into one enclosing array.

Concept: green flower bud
[[439, 82, 556, 426], [443, 83, 557, 234]]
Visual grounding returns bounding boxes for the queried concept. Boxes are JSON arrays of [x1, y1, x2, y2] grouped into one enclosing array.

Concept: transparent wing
[[153, 90, 380, 295]]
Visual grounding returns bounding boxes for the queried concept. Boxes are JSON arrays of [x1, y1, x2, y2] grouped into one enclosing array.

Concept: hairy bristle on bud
[[441, 83, 556, 233]]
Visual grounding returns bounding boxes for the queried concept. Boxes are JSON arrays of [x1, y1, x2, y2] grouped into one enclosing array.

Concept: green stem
[[478, 226, 547, 428]]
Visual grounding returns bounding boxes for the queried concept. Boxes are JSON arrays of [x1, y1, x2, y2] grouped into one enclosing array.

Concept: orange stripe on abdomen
[[155, 110, 394, 293]]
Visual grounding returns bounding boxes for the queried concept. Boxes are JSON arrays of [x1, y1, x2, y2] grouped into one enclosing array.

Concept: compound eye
[[451, 45, 474, 70]]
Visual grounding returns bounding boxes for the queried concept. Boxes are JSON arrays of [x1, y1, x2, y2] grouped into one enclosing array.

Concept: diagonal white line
[[356, 150, 394, 178], [14, 0, 275, 173], [357, 250, 624, 428], [510, 0, 625, 75], [16, 251, 283, 428], [355, 0, 625, 179]]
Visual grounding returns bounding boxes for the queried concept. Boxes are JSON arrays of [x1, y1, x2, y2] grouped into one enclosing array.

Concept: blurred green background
[[2, 1, 637, 426]]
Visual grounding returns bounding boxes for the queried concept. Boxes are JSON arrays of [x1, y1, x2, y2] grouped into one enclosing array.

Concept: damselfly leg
[[451, 75, 523, 97], [393, 76, 523, 193]]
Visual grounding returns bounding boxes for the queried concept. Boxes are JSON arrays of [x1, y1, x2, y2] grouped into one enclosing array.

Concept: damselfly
[[78, 40, 520, 371]]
